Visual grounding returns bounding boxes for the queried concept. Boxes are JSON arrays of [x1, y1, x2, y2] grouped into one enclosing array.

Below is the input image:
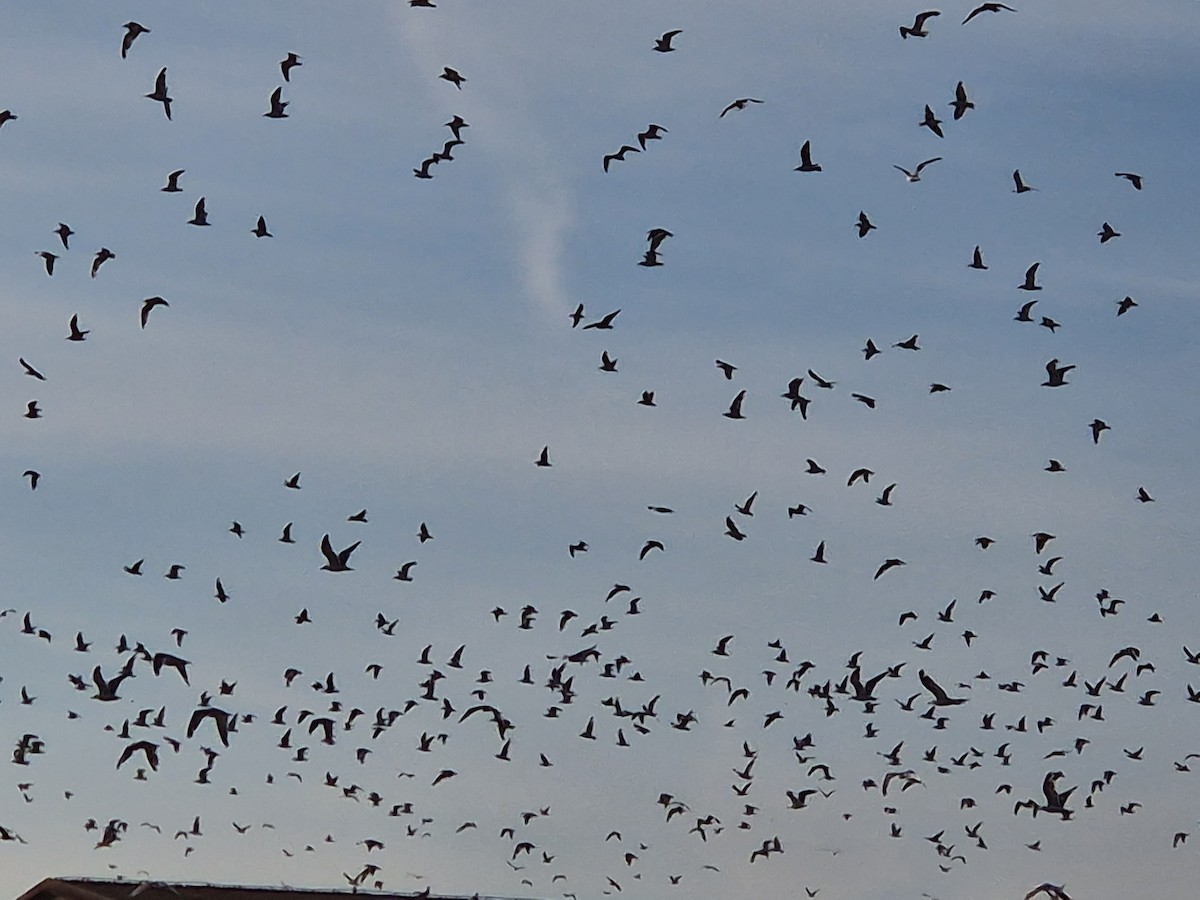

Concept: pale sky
[[1, 3, 1199, 899]]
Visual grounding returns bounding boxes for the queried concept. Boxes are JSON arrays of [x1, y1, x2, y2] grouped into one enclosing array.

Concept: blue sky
[[0, 3, 1199, 899]]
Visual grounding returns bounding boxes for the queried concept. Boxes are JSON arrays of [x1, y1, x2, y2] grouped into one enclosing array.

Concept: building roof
[[15, 880, 538, 900]]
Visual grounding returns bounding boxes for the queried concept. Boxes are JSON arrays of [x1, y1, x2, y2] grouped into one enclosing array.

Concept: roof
[[15, 880, 539, 900]]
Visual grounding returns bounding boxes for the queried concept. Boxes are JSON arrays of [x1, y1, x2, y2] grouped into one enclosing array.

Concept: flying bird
[[188, 197, 210, 226], [1012, 169, 1036, 192], [603, 145, 640, 172], [66, 315, 89, 342], [280, 53, 302, 81], [162, 169, 184, 192], [654, 30, 682, 51], [794, 140, 822, 172], [91, 248, 115, 277], [894, 157, 941, 181], [638, 124, 668, 149], [320, 534, 360, 572], [121, 22, 150, 58], [264, 87, 289, 118], [900, 10, 940, 38], [1115, 172, 1143, 190], [140, 297, 168, 329], [962, 3, 1016, 25], [855, 211, 876, 237], [720, 98, 764, 117], [919, 105, 944, 138], [253, 216, 272, 238], [1098, 222, 1120, 243], [145, 68, 172, 119], [440, 67, 466, 89], [874, 558, 906, 580], [723, 390, 747, 419], [1042, 358, 1075, 387], [54, 223, 73, 249], [950, 81, 974, 119]]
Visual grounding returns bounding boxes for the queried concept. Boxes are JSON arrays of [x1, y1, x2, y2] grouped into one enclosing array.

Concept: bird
[[261, 87, 288, 120], [863, 339, 881, 360], [639, 391, 656, 406], [535, 446, 552, 467], [140, 297, 168, 329], [35, 251, 57, 276], [145, 68, 172, 119], [1042, 358, 1075, 387], [855, 211, 876, 237], [900, 10, 940, 37], [394, 562, 417, 581], [920, 670, 967, 706], [188, 197, 210, 226], [24, 402, 41, 420], [810, 541, 827, 564], [1089, 419, 1110, 444], [1117, 296, 1138, 316], [893, 158, 941, 181], [723, 390, 747, 419], [719, 98, 764, 117], [599, 351, 618, 372], [1098, 222, 1120, 243], [794, 140, 822, 172], [715, 360, 737, 379], [91, 248, 115, 277], [1012, 169, 1036, 192], [603, 146, 640, 172], [280, 53, 302, 81], [654, 29, 682, 52], [950, 81, 975, 119], [320, 534, 360, 572], [968, 245, 988, 269], [583, 309, 620, 330], [876, 483, 897, 505], [569, 303, 585, 327], [164, 564, 185, 579], [874, 558, 906, 580], [121, 22, 150, 58], [66, 315, 89, 342], [413, 157, 439, 179], [893, 334, 920, 350], [440, 67, 466, 89], [0, 109, 15, 130], [920, 105, 944, 138], [635, 125, 669, 152], [253, 216, 272, 238], [445, 116, 469, 140], [1115, 172, 1143, 190], [279, 523, 295, 543], [724, 517, 747, 541], [962, 3, 1016, 25], [1019, 262, 1042, 290], [22, 470, 39, 490], [1137, 487, 1154, 503], [161, 169, 184, 192], [54, 223, 73, 249], [284, 472, 301, 489], [418, 522, 433, 542]]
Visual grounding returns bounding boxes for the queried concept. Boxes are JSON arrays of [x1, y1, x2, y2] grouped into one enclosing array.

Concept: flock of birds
[[0, 6, 1192, 900]]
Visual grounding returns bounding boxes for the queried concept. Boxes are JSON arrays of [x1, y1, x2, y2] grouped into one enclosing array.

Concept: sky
[[0, 2, 1199, 899]]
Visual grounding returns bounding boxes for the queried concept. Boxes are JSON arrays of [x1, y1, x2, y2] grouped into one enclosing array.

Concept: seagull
[[264, 87, 289, 118], [874, 558, 906, 580], [1018, 262, 1041, 290], [968, 246, 987, 269], [54, 223, 73, 249], [919, 105, 944, 138], [638, 124, 668, 149], [723, 390, 746, 419], [1042, 358, 1075, 387], [900, 10, 940, 38], [894, 157, 941, 181], [1089, 419, 1110, 444], [715, 360, 737, 379], [280, 53, 302, 82], [1116, 296, 1138, 316], [24, 401, 41, 419], [440, 67, 466, 89], [320, 534, 360, 572], [162, 169, 184, 192], [599, 350, 618, 372], [919, 670, 967, 706], [1014, 300, 1037, 321], [188, 197, 210, 226], [719, 98, 763, 117], [1114, 172, 1143, 190], [1012, 169, 1036, 192], [253, 216, 272, 238], [35, 251, 57, 276], [535, 446, 551, 467], [121, 22, 150, 58], [413, 157, 439, 179], [22, 471, 38, 490], [66, 315, 89, 342], [603, 145, 640, 172], [284, 472, 301, 489], [1098, 222, 1120, 243], [810, 540, 827, 564], [445, 116, 469, 140], [724, 517, 747, 541], [855, 211, 876, 237], [91, 248, 115, 277], [145, 68, 172, 120], [140, 297, 168, 329], [654, 30, 682, 52], [794, 140, 822, 172], [962, 3, 1016, 25], [584, 309, 620, 330], [950, 81, 974, 119]]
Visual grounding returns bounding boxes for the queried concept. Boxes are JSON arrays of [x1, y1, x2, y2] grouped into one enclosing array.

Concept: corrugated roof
[[14, 879, 539, 900]]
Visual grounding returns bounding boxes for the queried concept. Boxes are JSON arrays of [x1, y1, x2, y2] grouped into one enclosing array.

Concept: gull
[[1136, 487, 1154, 503], [810, 540, 827, 564], [440, 67, 466, 88], [723, 390, 746, 419], [284, 472, 301, 489], [569, 303, 584, 327], [1042, 358, 1074, 387], [140, 297, 168, 328], [900, 10, 940, 38], [445, 116, 469, 140], [124, 559, 144, 575], [894, 334, 920, 350], [23, 470, 39, 490], [1014, 300, 1037, 321], [280, 53, 302, 82], [188, 197, 210, 226], [162, 169, 184, 192], [1089, 419, 1109, 444], [1098, 222, 1120, 243], [1018, 262, 1041, 290], [145, 68, 172, 120], [320, 534, 360, 572], [639, 248, 663, 266], [654, 30, 682, 52], [715, 359, 737, 379], [1115, 172, 1143, 190], [535, 446, 551, 467], [640, 540, 664, 559], [599, 350, 618, 372], [584, 309, 620, 329], [950, 81, 974, 119], [638, 391, 655, 406], [264, 87, 288, 118], [864, 339, 881, 359], [894, 157, 941, 181], [720, 98, 763, 117], [214, 579, 230, 603], [66, 315, 89, 342], [121, 22, 150, 58], [919, 670, 967, 706], [920, 105, 944, 137], [24, 402, 41, 419], [91, 247, 115, 277], [968, 245, 987, 269], [348, 509, 367, 522], [603, 145, 639, 172], [165, 564, 184, 579], [876, 483, 896, 505], [253, 216, 272, 238], [0, 110, 15, 129], [279, 523, 295, 543], [962, 3, 1016, 25], [1012, 169, 1036, 192], [35, 251, 57, 276], [418, 522, 433, 542], [794, 140, 821, 172], [1032, 531, 1055, 553], [54, 223, 73, 249], [874, 558, 906, 580], [394, 562, 417, 581], [1117, 296, 1138, 315], [855, 211, 875, 237], [647, 228, 673, 251], [638, 124, 667, 149], [724, 517, 747, 541], [413, 157, 438, 179]]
